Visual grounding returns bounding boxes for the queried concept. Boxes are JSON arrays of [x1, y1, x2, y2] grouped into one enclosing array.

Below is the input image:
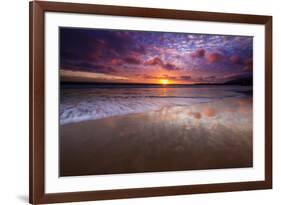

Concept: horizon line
[[60, 81, 252, 86]]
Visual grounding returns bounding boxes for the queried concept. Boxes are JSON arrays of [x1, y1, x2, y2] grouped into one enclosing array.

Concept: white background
[[0, 0, 279, 204], [45, 11, 265, 193]]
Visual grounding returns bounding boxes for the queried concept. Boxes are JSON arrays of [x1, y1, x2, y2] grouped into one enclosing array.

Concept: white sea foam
[[60, 97, 214, 125], [60, 86, 251, 125]]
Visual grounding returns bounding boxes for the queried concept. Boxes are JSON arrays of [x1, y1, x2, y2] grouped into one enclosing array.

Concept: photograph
[[29, 1, 272, 203], [59, 27, 253, 177]]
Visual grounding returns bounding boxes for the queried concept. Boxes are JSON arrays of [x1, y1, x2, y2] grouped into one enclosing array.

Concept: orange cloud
[[206, 53, 222, 63], [60, 69, 128, 83]]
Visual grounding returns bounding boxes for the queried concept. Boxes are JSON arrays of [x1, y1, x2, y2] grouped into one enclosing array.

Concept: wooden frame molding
[[29, 1, 272, 204]]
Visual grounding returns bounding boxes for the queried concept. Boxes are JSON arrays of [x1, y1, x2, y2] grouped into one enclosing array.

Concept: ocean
[[59, 84, 252, 125]]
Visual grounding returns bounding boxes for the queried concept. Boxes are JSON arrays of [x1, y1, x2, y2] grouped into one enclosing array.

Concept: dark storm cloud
[[144, 57, 180, 71], [230, 55, 243, 65], [243, 58, 253, 71], [123, 56, 142, 64], [62, 60, 116, 74], [191, 48, 206, 58], [144, 57, 163, 66], [179, 75, 192, 81], [60, 28, 144, 60], [60, 27, 253, 84], [60, 28, 146, 73]]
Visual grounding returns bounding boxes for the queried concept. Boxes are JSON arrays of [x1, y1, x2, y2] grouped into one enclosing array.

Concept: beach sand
[[60, 97, 252, 176]]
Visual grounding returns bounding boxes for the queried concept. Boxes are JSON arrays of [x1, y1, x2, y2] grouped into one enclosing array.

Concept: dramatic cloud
[[230, 55, 242, 64], [60, 69, 128, 83], [62, 61, 116, 74], [163, 63, 180, 71], [60, 27, 253, 84], [206, 52, 223, 63], [141, 74, 191, 83], [180, 75, 192, 81], [123, 56, 142, 65], [244, 58, 253, 71], [145, 57, 164, 66], [145, 57, 180, 71], [191, 48, 205, 58]]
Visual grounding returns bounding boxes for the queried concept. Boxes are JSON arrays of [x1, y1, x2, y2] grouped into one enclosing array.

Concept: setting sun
[[160, 79, 169, 85]]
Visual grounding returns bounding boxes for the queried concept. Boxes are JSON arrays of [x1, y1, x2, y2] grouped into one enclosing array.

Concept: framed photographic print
[[29, 1, 272, 204]]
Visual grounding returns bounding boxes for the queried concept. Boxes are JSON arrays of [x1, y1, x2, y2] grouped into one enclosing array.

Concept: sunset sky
[[60, 27, 253, 84]]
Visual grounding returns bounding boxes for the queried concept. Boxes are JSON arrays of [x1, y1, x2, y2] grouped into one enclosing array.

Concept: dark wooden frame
[[29, 1, 272, 204]]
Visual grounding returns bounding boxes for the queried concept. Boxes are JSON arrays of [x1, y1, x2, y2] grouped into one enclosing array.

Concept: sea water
[[59, 84, 252, 125]]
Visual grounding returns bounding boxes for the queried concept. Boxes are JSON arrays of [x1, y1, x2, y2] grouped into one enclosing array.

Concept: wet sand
[[60, 97, 253, 176]]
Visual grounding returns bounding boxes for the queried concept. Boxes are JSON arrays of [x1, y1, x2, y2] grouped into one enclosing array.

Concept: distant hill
[[224, 76, 253, 86]]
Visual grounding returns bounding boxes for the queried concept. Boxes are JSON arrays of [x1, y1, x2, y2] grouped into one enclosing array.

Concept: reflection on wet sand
[[60, 96, 252, 176]]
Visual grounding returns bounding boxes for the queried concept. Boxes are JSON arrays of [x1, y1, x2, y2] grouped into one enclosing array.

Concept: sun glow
[[160, 79, 169, 85]]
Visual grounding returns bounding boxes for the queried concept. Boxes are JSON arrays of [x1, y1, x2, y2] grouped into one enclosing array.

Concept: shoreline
[[60, 96, 253, 177], [60, 95, 250, 126]]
